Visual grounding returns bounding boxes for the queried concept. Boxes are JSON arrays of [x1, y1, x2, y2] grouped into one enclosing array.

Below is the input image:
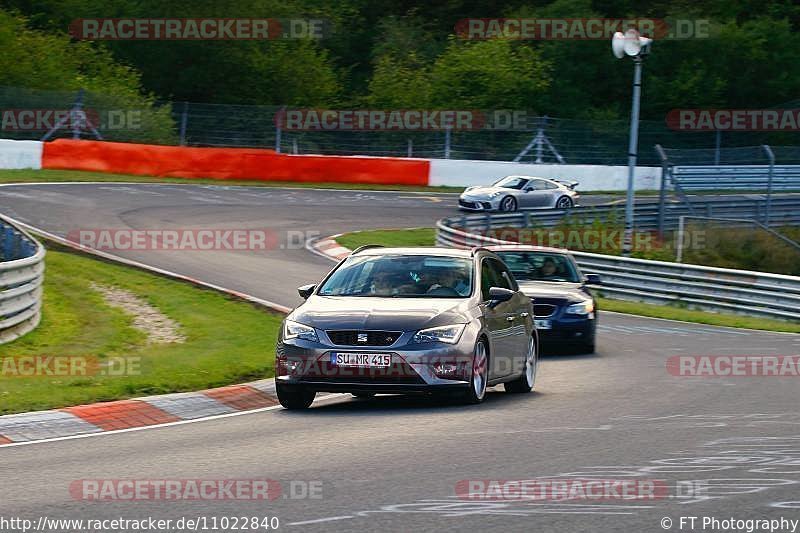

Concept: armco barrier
[[0, 215, 45, 344], [672, 165, 800, 191], [444, 196, 800, 234], [437, 203, 800, 321], [41, 139, 430, 186]]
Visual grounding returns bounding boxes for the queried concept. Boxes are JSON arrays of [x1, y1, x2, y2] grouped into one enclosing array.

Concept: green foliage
[[0, 9, 176, 142], [1, 1, 799, 119]]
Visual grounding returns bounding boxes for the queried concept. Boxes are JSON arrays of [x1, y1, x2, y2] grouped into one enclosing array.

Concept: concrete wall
[[429, 159, 662, 191], [0, 140, 43, 170]]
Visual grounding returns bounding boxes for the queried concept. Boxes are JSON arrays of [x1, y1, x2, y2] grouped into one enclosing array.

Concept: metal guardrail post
[[762, 144, 775, 226]]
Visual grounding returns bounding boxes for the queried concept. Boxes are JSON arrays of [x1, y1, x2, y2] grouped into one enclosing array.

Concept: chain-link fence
[[2, 86, 799, 166]]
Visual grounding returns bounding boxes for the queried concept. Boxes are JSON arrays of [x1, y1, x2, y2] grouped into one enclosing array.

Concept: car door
[[480, 257, 520, 379], [520, 179, 552, 208], [492, 258, 531, 374]]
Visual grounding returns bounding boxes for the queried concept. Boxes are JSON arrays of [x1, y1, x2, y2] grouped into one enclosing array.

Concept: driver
[[427, 267, 470, 296], [538, 257, 560, 279]]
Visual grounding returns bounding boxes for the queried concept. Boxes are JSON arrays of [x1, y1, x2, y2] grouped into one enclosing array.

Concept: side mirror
[[297, 284, 316, 299], [584, 274, 602, 285], [488, 287, 515, 305]]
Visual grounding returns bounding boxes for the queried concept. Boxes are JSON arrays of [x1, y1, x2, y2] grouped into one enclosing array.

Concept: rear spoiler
[[555, 180, 579, 190]]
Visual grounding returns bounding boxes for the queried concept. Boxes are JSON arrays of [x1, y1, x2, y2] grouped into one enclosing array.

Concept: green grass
[[336, 228, 437, 250], [0, 169, 463, 193], [598, 298, 800, 333], [0, 247, 284, 415], [334, 227, 799, 333]]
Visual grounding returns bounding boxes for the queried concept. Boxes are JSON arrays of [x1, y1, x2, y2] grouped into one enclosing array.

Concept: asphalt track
[[0, 183, 798, 533]]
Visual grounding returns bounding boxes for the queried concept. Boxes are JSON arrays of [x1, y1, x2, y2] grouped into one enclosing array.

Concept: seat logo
[[357, 333, 368, 343]]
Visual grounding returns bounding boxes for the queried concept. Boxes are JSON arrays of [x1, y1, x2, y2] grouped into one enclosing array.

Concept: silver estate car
[[275, 246, 538, 409], [459, 175, 580, 212]]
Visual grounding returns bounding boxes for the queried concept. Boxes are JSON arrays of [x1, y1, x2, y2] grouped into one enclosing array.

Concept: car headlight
[[283, 320, 318, 342], [565, 300, 595, 316], [413, 324, 467, 344]]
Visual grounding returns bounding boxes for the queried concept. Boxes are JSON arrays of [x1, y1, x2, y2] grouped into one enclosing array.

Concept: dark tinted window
[[494, 251, 580, 283], [318, 254, 473, 298]]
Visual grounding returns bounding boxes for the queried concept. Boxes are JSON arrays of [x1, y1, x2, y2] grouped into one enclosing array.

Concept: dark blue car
[[489, 245, 600, 353]]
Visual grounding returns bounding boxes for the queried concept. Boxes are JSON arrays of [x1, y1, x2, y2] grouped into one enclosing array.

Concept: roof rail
[[351, 244, 385, 255], [471, 246, 492, 256]]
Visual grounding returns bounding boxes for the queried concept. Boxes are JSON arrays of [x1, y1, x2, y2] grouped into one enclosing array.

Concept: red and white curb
[[0, 379, 279, 445], [309, 234, 351, 262], [308, 234, 352, 263]]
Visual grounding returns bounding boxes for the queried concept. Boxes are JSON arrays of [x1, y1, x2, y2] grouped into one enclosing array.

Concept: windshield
[[494, 251, 580, 283], [317, 255, 473, 298], [493, 176, 529, 190]]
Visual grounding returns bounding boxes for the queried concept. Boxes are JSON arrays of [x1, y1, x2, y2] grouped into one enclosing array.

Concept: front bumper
[[538, 314, 596, 344], [458, 196, 499, 211], [276, 333, 476, 394]]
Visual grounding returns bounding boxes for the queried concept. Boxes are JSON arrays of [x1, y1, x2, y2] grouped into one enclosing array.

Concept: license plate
[[330, 352, 391, 367], [534, 319, 552, 330]]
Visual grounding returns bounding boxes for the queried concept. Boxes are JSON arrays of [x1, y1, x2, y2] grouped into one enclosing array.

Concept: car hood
[[462, 186, 510, 198], [516, 281, 590, 303], [290, 296, 473, 331]]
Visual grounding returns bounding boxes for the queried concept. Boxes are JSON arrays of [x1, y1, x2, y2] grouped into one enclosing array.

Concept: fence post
[[762, 144, 775, 226], [179, 101, 189, 146], [444, 127, 451, 159], [676, 216, 686, 263], [714, 131, 721, 165], [655, 144, 669, 237], [275, 106, 285, 153], [407, 138, 413, 157]]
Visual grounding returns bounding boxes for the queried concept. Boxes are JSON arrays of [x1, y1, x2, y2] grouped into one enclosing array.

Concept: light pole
[[612, 29, 652, 256]]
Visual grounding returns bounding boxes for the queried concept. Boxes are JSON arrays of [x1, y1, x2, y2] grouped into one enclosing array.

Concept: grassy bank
[[332, 227, 799, 333], [0, 247, 284, 415]]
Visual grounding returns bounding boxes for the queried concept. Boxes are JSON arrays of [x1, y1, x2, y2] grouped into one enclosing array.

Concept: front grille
[[326, 330, 402, 347], [534, 304, 557, 318], [459, 200, 477, 208]]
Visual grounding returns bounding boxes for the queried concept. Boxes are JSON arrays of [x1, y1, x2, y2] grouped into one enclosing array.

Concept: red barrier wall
[[41, 139, 430, 186]]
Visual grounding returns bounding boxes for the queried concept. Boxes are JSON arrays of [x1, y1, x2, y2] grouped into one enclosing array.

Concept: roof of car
[[486, 244, 572, 255], [355, 246, 475, 258]]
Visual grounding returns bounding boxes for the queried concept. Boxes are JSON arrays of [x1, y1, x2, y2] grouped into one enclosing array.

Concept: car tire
[[461, 339, 489, 404], [505, 336, 537, 393], [579, 336, 596, 354], [351, 392, 376, 399], [276, 383, 316, 410], [500, 196, 518, 212], [556, 196, 574, 209]]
